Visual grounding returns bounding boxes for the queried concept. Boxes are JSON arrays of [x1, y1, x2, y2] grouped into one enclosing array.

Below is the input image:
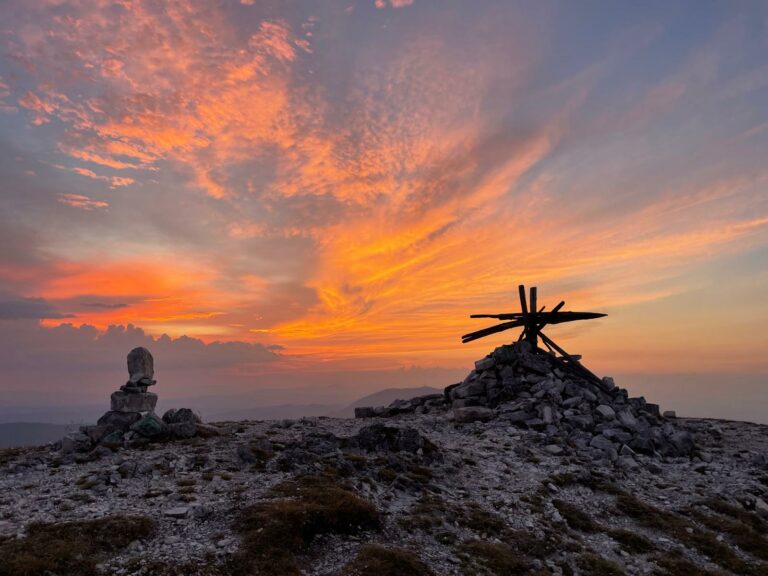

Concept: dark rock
[[167, 421, 197, 439], [195, 423, 222, 437], [100, 430, 124, 449], [97, 410, 142, 432], [351, 424, 433, 455], [453, 406, 495, 423], [81, 424, 110, 444], [162, 408, 201, 424], [61, 432, 92, 454], [130, 413, 166, 438], [117, 460, 138, 478], [355, 407, 377, 418]]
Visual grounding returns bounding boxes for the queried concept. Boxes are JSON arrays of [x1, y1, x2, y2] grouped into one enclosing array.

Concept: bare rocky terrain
[[2, 344, 768, 575], [1, 410, 767, 575]]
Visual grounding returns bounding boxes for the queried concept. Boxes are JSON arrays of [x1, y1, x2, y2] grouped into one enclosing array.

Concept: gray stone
[[595, 405, 616, 420], [564, 414, 594, 430], [453, 407, 494, 423], [663, 410, 677, 419], [601, 376, 616, 391], [475, 356, 496, 371], [110, 391, 157, 413], [562, 396, 582, 408], [544, 444, 564, 455], [164, 506, 189, 518], [541, 405, 554, 424], [452, 378, 486, 399], [127, 346, 155, 385], [589, 434, 616, 452], [61, 432, 92, 454], [617, 409, 638, 430], [503, 410, 535, 424]]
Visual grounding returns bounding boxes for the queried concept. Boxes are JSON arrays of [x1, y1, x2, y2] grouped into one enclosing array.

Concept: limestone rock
[[595, 404, 616, 420], [61, 432, 92, 453], [127, 346, 155, 385], [111, 391, 158, 413]]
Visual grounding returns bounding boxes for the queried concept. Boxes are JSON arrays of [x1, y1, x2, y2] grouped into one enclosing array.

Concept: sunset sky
[[1, 1, 767, 420]]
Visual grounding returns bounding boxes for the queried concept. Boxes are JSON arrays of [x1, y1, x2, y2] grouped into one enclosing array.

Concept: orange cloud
[[57, 193, 109, 211]]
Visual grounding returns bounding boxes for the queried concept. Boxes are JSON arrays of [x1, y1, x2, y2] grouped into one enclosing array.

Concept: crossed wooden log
[[462, 285, 606, 385]]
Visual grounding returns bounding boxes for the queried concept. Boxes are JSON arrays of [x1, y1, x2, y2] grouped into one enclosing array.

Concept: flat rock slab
[[163, 506, 189, 518], [111, 391, 158, 413]]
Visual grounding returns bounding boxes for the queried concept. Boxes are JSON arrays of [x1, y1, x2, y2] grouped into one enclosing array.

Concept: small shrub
[[232, 476, 380, 576], [459, 540, 533, 576], [577, 552, 624, 575], [702, 498, 766, 534], [690, 509, 768, 561], [616, 493, 768, 575], [0, 515, 154, 576], [341, 544, 433, 576], [652, 550, 721, 576], [553, 500, 599, 533], [607, 528, 656, 554]]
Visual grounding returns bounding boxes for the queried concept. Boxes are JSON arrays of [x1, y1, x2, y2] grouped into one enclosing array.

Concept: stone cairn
[[356, 286, 695, 463], [60, 347, 217, 456]]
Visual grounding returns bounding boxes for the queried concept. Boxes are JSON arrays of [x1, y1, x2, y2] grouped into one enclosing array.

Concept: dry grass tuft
[[0, 515, 155, 576], [231, 475, 380, 576], [341, 544, 433, 576]]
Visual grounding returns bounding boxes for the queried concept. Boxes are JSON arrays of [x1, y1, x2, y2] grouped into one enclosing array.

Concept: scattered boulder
[[350, 423, 433, 455]]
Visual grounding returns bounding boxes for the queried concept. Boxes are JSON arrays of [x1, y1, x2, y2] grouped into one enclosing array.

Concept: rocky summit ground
[[1, 407, 768, 576]]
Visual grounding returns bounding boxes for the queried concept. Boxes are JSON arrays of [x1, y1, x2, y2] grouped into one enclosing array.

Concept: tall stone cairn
[[110, 347, 158, 413]]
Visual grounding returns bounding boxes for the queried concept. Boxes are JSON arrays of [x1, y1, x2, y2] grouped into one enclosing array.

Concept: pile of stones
[[357, 341, 695, 461], [60, 347, 217, 456]]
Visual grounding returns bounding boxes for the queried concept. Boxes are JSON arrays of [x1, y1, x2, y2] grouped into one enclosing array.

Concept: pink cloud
[[57, 193, 109, 211]]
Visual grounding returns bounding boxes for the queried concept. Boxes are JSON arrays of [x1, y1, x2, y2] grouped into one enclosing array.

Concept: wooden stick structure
[[462, 285, 606, 384]]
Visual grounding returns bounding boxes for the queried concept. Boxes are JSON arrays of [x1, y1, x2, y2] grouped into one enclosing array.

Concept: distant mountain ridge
[[0, 422, 74, 449], [331, 386, 443, 418]]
